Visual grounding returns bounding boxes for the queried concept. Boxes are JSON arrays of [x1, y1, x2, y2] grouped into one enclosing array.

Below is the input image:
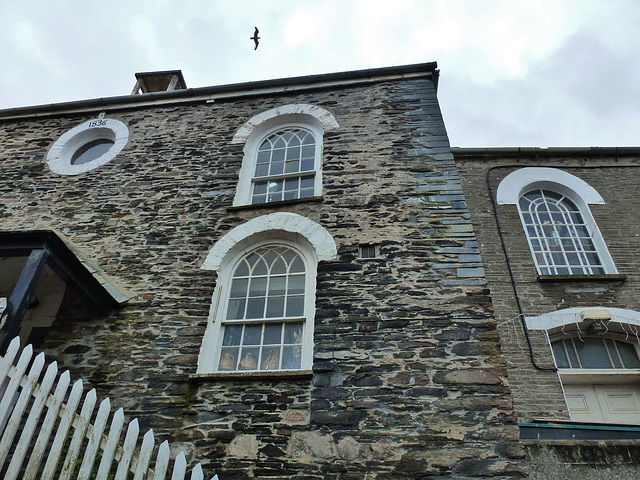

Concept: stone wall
[[0, 76, 523, 478]]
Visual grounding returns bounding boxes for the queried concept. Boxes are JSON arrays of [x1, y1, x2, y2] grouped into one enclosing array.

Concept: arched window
[[519, 189, 604, 275], [497, 168, 617, 275], [251, 128, 317, 204], [219, 245, 307, 371], [527, 307, 640, 425], [197, 213, 337, 375], [231, 104, 339, 206]]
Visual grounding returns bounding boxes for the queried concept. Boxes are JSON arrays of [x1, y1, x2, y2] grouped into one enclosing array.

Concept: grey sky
[[1, 0, 639, 147]]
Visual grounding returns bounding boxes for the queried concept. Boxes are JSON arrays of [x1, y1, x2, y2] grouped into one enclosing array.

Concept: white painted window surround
[[526, 307, 640, 425], [231, 104, 339, 207], [497, 167, 617, 275], [197, 213, 337, 375], [46, 119, 129, 175]]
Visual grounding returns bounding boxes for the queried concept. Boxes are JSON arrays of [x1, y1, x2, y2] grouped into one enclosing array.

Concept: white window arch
[[197, 213, 337, 375], [231, 104, 339, 207], [497, 168, 617, 275]]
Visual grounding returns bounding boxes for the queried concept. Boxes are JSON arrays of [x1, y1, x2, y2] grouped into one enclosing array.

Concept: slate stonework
[[0, 72, 524, 478]]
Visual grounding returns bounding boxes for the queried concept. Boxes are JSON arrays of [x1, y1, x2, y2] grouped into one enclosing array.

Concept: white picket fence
[[0, 337, 218, 480]]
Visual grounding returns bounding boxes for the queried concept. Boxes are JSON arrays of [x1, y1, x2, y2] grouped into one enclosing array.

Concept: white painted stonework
[[202, 212, 337, 271], [496, 167, 604, 205], [46, 119, 129, 175], [232, 104, 339, 144]]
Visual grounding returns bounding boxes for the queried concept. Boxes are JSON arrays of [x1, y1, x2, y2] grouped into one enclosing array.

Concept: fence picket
[[153, 440, 171, 480], [41, 378, 84, 480], [5, 360, 59, 480], [114, 417, 140, 480], [23, 370, 71, 480], [0, 343, 34, 433], [77, 397, 111, 480], [59, 388, 97, 480], [0, 338, 218, 480], [171, 451, 188, 480], [0, 350, 45, 470], [96, 407, 125, 479]]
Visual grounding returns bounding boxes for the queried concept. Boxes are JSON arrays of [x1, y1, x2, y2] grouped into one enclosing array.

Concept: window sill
[[190, 369, 314, 381], [228, 196, 323, 211], [537, 274, 627, 282], [520, 421, 640, 442]]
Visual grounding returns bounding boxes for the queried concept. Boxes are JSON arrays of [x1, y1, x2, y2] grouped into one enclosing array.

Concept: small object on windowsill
[[537, 273, 626, 282]]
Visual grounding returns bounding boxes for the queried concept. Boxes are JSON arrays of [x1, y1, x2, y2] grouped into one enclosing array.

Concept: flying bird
[[251, 27, 260, 50]]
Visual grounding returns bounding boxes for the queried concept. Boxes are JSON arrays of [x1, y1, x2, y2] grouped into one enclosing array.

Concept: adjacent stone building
[[454, 147, 640, 479], [0, 64, 525, 479]]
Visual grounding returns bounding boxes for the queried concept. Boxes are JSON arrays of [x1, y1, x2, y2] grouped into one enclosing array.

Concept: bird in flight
[[251, 27, 260, 50]]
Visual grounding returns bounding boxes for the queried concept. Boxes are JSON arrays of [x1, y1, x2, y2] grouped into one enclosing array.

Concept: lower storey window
[[218, 321, 303, 371]]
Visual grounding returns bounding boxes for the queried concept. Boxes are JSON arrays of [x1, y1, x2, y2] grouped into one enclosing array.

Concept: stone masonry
[[0, 65, 525, 479]]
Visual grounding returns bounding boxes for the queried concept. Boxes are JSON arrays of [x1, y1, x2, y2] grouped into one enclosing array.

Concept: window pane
[[246, 298, 265, 318], [565, 339, 580, 367], [284, 323, 303, 344], [575, 338, 612, 368], [243, 324, 262, 345], [238, 347, 259, 370], [617, 341, 640, 368], [282, 346, 302, 369], [227, 299, 245, 319], [222, 325, 243, 346], [260, 348, 281, 370], [551, 341, 569, 368], [219, 348, 239, 370], [249, 277, 267, 297], [230, 278, 248, 298], [269, 276, 286, 295], [264, 323, 283, 344], [266, 297, 285, 317], [288, 274, 305, 294], [271, 257, 286, 275], [286, 296, 304, 317]]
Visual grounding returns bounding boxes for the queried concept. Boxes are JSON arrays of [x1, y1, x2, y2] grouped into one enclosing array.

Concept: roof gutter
[[0, 62, 439, 121], [452, 146, 640, 157]]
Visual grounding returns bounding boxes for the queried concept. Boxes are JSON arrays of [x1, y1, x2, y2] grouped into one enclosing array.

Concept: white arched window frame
[[197, 213, 337, 375], [232, 104, 339, 207], [497, 168, 617, 275]]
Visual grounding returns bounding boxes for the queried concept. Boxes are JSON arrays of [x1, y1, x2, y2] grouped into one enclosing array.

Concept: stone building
[[454, 147, 640, 479], [0, 63, 525, 479]]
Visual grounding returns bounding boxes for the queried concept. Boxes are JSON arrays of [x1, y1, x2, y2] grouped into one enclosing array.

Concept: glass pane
[[256, 150, 271, 164], [234, 260, 249, 277], [286, 296, 304, 317], [230, 278, 248, 298], [252, 194, 267, 204], [300, 176, 315, 189], [301, 158, 314, 171], [227, 299, 245, 319], [617, 341, 640, 368], [575, 338, 612, 368], [284, 323, 303, 344], [290, 256, 304, 273], [254, 164, 269, 177], [269, 276, 286, 295], [606, 339, 623, 368], [565, 339, 580, 368], [218, 348, 238, 371], [272, 148, 285, 162], [246, 298, 265, 318], [253, 182, 267, 194], [238, 347, 259, 370], [551, 341, 569, 368], [270, 161, 284, 175], [264, 323, 283, 344], [283, 190, 297, 201], [285, 160, 300, 173], [253, 258, 268, 276], [288, 274, 305, 294], [286, 146, 301, 160], [266, 297, 285, 317], [284, 178, 299, 191], [260, 347, 281, 370], [249, 277, 267, 297], [271, 257, 286, 275], [301, 145, 315, 158], [71, 139, 115, 165], [282, 346, 302, 369], [273, 136, 286, 149], [243, 324, 262, 345], [222, 325, 243, 346]]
